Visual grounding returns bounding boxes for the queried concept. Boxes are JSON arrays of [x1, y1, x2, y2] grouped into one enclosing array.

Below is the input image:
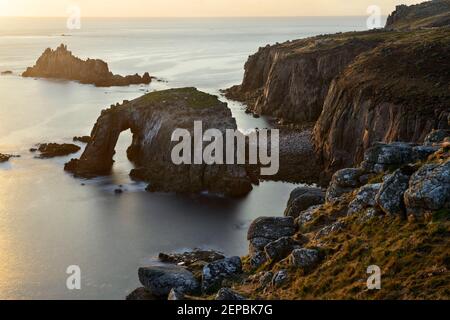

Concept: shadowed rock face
[[65, 87, 253, 197], [313, 28, 450, 174], [22, 44, 152, 87]]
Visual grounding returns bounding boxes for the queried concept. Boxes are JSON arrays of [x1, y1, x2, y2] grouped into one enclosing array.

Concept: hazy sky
[[0, 0, 424, 17]]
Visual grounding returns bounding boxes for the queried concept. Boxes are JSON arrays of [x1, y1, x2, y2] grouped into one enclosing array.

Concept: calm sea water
[[0, 17, 375, 299]]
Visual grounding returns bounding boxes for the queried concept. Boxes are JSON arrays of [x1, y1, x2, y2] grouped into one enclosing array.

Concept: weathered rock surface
[[348, 183, 382, 215], [215, 288, 246, 300], [264, 237, 299, 263], [326, 168, 365, 202], [385, 0, 450, 30], [138, 265, 200, 297], [285, 186, 325, 218], [202, 257, 242, 294], [35, 143, 80, 158], [159, 250, 225, 267], [404, 159, 450, 217], [247, 217, 296, 252], [314, 28, 449, 174], [168, 289, 185, 301], [424, 129, 450, 146], [271, 270, 289, 287], [289, 248, 320, 271], [126, 287, 159, 300], [376, 167, 414, 217], [295, 205, 321, 228], [65, 88, 253, 197], [0, 153, 19, 163], [23, 44, 152, 87]]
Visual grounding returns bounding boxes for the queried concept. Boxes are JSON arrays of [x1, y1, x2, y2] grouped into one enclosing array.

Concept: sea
[[0, 16, 379, 299]]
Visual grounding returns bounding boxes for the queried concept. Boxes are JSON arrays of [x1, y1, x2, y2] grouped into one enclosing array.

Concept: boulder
[[202, 257, 242, 294], [376, 167, 414, 217], [326, 168, 365, 202], [289, 248, 320, 271], [404, 159, 450, 218], [271, 270, 289, 287], [138, 265, 200, 297], [348, 183, 382, 215], [158, 250, 225, 266], [315, 221, 345, 239], [259, 272, 274, 288], [295, 205, 321, 228], [284, 187, 325, 218], [215, 288, 246, 301], [424, 129, 450, 146], [249, 251, 268, 270], [247, 217, 296, 252], [361, 142, 415, 173], [264, 237, 299, 263]]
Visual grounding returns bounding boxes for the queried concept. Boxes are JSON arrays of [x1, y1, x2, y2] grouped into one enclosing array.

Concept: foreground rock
[[126, 287, 159, 300], [138, 265, 200, 298], [34, 143, 80, 158], [285, 186, 325, 218], [22, 44, 152, 87], [215, 288, 246, 300], [159, 250, 225, 267], [247, 217, 296, 252], [65, 88, 253, 197], [202, 257, 242, 294], [289, 248, 320, 271]]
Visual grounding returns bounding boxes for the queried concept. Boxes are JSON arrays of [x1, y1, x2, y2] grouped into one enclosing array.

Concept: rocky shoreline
[[22, 44, 153, 87], [128, 129, 449, 300]]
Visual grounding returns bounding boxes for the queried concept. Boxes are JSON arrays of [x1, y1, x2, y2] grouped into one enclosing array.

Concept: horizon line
[[0, 15, 386, 19]]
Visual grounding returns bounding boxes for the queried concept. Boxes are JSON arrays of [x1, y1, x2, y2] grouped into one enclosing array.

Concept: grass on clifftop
[[142, 87, 221, 109], [235, 209, 450, 300]]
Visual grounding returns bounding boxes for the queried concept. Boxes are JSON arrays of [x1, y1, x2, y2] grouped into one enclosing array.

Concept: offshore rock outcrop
[[65, 87, 253, 197], [385, 0, 450, 30], [313, 28, 450, 173], [22, 44, 152, 87]]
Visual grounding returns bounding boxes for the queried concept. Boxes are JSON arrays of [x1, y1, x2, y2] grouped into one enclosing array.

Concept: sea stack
[[22, 44, 152, 87]]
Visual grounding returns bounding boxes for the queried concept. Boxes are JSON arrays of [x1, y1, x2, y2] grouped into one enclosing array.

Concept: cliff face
[[65, 88, 253, 197], [22, 44, 152, 87], [386, 0, 450, 30], [313, 28, 450, 173], [226, 34, 383, 123]]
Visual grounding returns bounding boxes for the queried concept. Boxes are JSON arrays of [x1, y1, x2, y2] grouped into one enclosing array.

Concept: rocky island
[[22, 44, 152, 87], [65, 87, 254, 197]]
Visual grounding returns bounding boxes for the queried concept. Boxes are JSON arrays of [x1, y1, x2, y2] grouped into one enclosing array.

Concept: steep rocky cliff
[[386, 0, 450, 30], [65, 88, 253, 197], [314, 28, 450, 173], [23, 44, 152, 87], [225, 32, 385, 124]]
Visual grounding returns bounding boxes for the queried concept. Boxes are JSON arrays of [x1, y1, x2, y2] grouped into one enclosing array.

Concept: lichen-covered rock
[[348, 183, 382, 215], [271, 270, 289, 287], [361, 142, 415, 173], [295, 205, 321, 228], [247, 217, 296, 252], [404, 159, 450, 218], [249, 251, 267, 269], [326, 168, 365, 202], [412, 145, 440, 161], [259, 271, 274, 288], [284, 187, 325, 218], [158, 250, 225, 267], [289, 249, 320, 271], [264, 237, 299, 263], [202, 257, 242, 294], [215, 288, 246, 301], [315, 221, 345, 239], [376, 168, 413, 216], [424, 129, 450, 146], [138, 265, 200, 298]]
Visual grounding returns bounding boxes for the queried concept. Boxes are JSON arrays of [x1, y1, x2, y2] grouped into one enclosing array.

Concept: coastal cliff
[[226, 0, 450, 177], [22, 44, 152, 87], [65, 88, 253, 197], [314, 28, 450, 173], [386, 0, 450, 30]]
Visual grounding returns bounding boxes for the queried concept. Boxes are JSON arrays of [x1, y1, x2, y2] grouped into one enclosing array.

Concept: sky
[[0, 0, 424, 17]]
